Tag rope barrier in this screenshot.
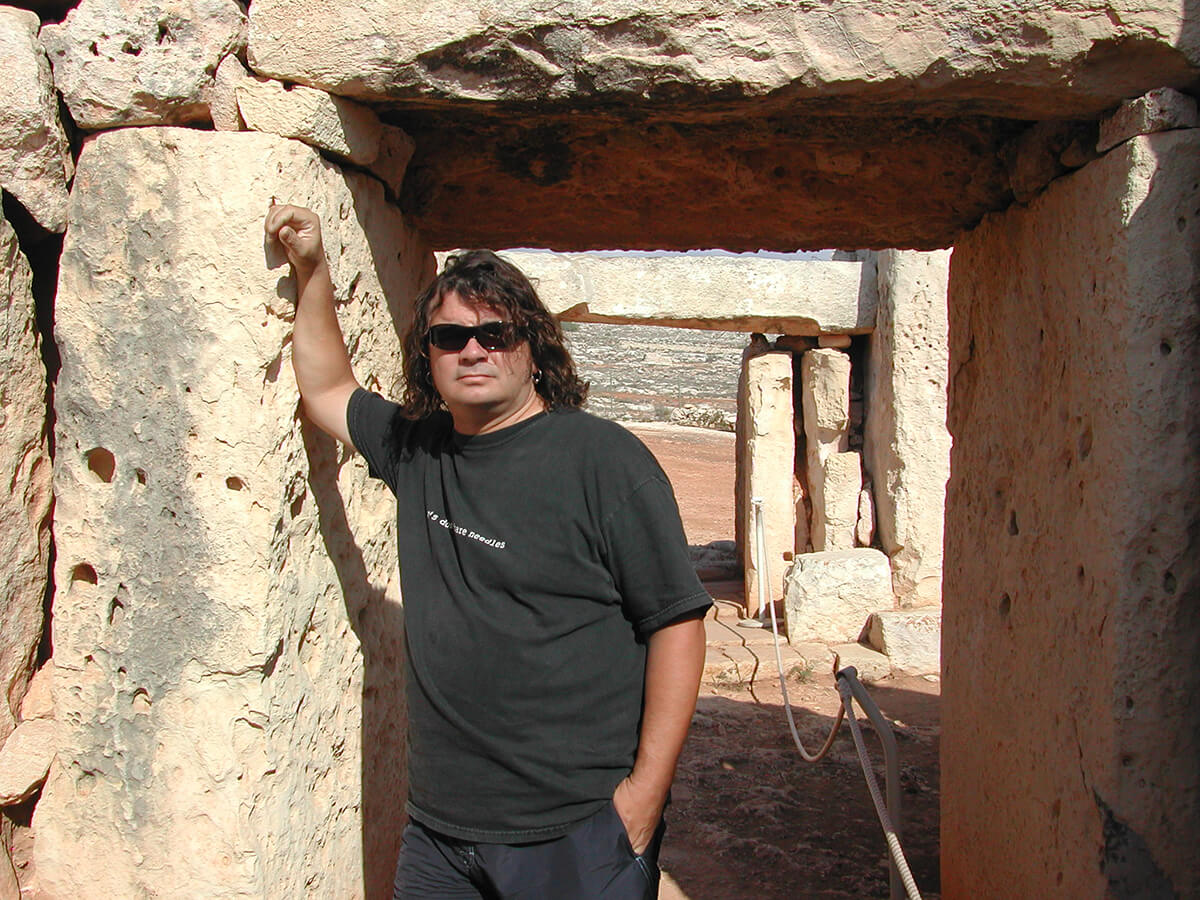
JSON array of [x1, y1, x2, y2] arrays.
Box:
[[750, 498, 924, 900]]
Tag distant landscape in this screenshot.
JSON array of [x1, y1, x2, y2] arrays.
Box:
[[564, 321, 748, 422]]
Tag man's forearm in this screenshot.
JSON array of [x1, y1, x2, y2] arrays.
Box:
[[614, 613, 707, 852], [291, 260, 358, 442]]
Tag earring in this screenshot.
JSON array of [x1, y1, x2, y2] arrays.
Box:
[[532, 371, 543, 384]]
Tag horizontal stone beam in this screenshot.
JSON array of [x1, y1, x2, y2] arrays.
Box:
[[247, 0, 1198, 119], [495, 252, 876, 333]]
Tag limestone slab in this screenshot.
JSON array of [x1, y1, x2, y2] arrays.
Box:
[[1098, 88, 1200, 153], [247, 1, 1197, 118], [810, 451, 861, 552], [0, 8, 73, 233], [783, 549, 891, 645], [0, 215, 50, 743], [942, 132, 1200, 898], [41, 0, 247, 128], [503, 253, 875, 334], [32, 128, 431, 899], [736, 350, 794, 616], [863, 610, 940, 676], [801, 349, 851, 456], [236, 75, 383, 165], [208, 52, 250, 131], [0, 720, 54, 805], [864, 249, 951, 608]]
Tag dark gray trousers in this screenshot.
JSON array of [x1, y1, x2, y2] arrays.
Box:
[[392, 801, 665, 900]]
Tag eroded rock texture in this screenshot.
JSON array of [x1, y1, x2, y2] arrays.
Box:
[[0, 215, 50, 742], [41, 0, 247, 129], [0, 8, 73, 232], [33, 128, 431, 899], [243, 0, 1200, 250], [943, 130, 1200, 898], [864, 249, 951, 608]]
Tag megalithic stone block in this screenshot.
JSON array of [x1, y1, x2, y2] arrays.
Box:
[[33, 127, 432, 899], [864, 249, 951, 607], [737, 349, 795, 615], [0, 214, 51, 742]]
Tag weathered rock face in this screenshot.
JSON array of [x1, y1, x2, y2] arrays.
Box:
[[247, 0, 1196, 115], [783, 548, 891, 645], [242, 1, 1199, 250], [864, 249, 951, 608], [41, 0, 247, 129], [503, 253, 875, 333], [33, 128, 432, 899], [801, 348, 862, 551], [736, 349, 794, 614], [0, 8, 73, 233], [942, 130, 1200, 898], [0, 215, 50, 742]]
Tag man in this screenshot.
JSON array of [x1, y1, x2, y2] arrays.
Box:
[[265, 204, 711, 900]]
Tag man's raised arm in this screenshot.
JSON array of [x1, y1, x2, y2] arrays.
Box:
[[265, 205, 360, 446]]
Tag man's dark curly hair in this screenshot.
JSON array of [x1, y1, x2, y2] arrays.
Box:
[[401, 250, 589, 419]]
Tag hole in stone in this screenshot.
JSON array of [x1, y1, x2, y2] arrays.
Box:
[[109, 595, 125, 626], [136, 468, 147, 485], [998, 593, 1011, 617], [157, 22, 172, 43], [290, 493, 305, 518], [1124, 695, 1134, 710], [71, 563, 98, 585], [132, 688, 152, 714], [85, 447, 116, 483], [226, 476, 246, 491], [88, 41, 99, 56], [121, 40, 142, 56], [1163, 570, 1176, 594], [1177, 217, 1186, 232], [1078, 426, 1092, 460], [1076, 565, 1085, 582], [1159, 341, 1172, 356], [1007, 510, 1019, 535]]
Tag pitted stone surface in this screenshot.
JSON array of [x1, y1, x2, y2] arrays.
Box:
[[41, 0, 247, 128], [503, 253, 875, 333], [247, 0, 1198, 116], [783, 549, 892, 645], [736, 350, 794, 615], [943, 131, 1200, 898], [0, 8, 73, 232], [0, 215, 50, 744], [32, 128, 431, 899], [864, 249, 951, 608]]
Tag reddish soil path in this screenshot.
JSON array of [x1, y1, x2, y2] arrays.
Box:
[[631, 423, 942, 900]]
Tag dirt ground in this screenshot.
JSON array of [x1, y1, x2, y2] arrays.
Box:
[[629, 423, 942, 900]]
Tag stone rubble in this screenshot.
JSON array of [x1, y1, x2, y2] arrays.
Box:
[[0, 8, 74, 232]]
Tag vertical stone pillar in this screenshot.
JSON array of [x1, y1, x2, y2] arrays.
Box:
[[801, 348, 860, 551], [942, 131, 1200, 897], [736, 347, 795, 615], [0, 213, 51, 895], [864, 249, 952, 607], [33, 128, 432, 899]]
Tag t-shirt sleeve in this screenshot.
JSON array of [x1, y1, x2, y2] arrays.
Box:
[[346, 387, 405, 489], [601, 474, 713, 635]]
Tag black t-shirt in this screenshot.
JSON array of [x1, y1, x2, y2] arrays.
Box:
[[347, 389, 712, 842]]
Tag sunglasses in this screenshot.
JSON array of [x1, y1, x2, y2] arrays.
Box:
[[425, 321, 522, 352]]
